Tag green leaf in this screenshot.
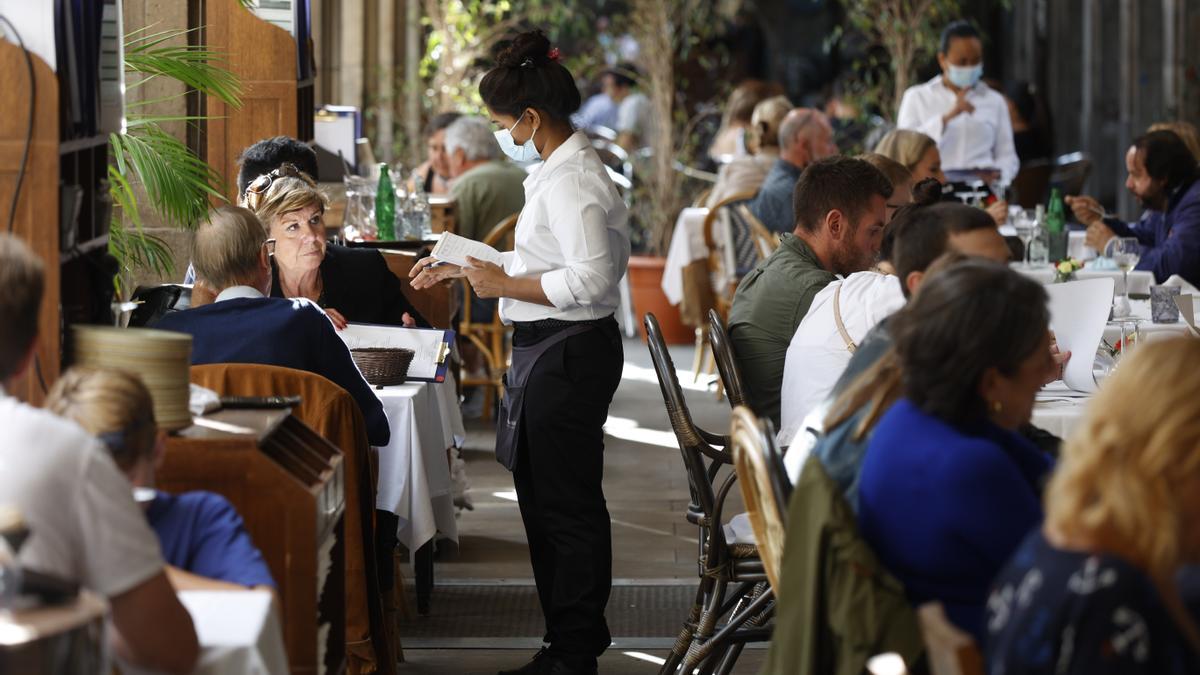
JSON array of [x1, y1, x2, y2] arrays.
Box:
[[124, 29, 243, 106], [111, 123, 226, 229]]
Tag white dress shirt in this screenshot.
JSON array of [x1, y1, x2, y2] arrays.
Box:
[[500, 131, 630, 324], [777, 272, 905, 447], [215, 285, 265, 301], [0, 386, 165, 598], [896, 75, 1019, 184]]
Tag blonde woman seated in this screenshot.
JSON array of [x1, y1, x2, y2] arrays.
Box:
[[985, 337, 1200, 674], [46, 367, 276, 593], [875, 127, 1009, 225], [706, 95, 793, 207]]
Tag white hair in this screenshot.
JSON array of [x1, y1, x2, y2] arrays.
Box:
[[444, 116, 502, 162]]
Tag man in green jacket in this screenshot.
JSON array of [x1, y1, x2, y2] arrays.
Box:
[[728, 156, 893, 427]]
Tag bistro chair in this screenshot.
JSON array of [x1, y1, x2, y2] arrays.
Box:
[[706, 309, 749, 409], [644, 313, 774, 674], [1008, 159, 1053, 209], [1050, 152, 1093, 197], [734, 204, 780, 259], [729, 406, 791, 591], [457, 213, 518, 420], [702, 190, 760, 320], [917, 603, 985, 675]]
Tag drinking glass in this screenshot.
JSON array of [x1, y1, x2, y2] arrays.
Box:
[[1013, 209, 1036, 268], [1105, 237, 1141, 311], [343, 175, 377, 241]]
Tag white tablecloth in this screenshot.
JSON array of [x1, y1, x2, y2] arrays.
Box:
[[1103, 299, 1197, 344], [1032, 397, 1090, 440], [375, 375, 466, 553], [121, 590, 288, 675], [661, 207, 710, 305], [1013, 264, 1156, 296]]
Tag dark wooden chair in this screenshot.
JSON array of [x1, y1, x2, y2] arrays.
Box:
[[1009, 160, 1053, 208], [707, 309, 750, 409], [1050, 152, 1093, 197], [644, 313, 773, 674]]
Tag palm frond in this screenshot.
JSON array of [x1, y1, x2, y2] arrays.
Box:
[[124, 30, 243, 106], [111, 125, 226, 229]]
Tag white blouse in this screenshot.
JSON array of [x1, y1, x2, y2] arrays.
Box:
[[500, 131, 630, 323], [896, 75, 1020, 184]]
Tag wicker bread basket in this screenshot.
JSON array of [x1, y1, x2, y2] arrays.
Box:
[[351, 347, 415, 387]]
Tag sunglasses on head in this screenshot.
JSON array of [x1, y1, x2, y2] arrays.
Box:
[[243, 163, 315, 208]]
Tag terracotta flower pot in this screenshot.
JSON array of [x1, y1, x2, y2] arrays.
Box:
[[627, 254, 693, 344]]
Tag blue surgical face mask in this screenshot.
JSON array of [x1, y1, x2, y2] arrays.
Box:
[[494, 115, 540, 162], [946, 63, 983, 89]]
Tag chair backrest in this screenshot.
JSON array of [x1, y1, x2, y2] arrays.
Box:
[[735, 204, 780, 259], [730, 405, 790, 589], [188, 363, 390, 674], [707, 309, 749, 408], [482, 213, 519, 251], [1050, 152, 1092, 196], [1009, 160, 1053, 209], [643, 313, 731, 521], [917, 603, 984, 675], [703, 190, 759, 317]]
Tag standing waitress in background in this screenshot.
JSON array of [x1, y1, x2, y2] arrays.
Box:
[[411, 30, 629, 675]]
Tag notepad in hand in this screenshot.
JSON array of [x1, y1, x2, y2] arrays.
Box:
[[430, 232, 505, 268]]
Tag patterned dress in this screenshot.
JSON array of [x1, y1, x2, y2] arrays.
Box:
[[985, 531, 1197, 674]]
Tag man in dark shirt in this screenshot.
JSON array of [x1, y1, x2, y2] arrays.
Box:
[[748, 108, 839, 233], [1067, 130, 1200, 285], [156, 206, 390, 446], [729, 156, 892, 427]]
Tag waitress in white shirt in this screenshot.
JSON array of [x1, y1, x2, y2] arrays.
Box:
[[896, 21, 1019, 186], [410, 29, 628, 675]]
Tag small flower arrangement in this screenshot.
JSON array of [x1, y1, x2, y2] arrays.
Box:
[[1054, 258, 1084, 283]]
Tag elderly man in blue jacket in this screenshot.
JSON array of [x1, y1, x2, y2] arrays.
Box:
[[155, 205, 390, 446], [1067, 130, 1200, 285]]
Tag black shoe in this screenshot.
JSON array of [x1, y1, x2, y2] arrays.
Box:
[[498, 647, 550, 675], [541, 656, 598, 675]]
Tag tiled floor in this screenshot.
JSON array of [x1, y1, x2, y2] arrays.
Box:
[[399, 336, 762, 673]]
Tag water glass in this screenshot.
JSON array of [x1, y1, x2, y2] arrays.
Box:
[[1105, 237, 1141, 309], [342, 175, 377, 241], [1150, 286, 1182, 323]]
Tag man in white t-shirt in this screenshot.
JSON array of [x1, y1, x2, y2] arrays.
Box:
[[0, 234, 198, 674], [778, 200, 1012, 446], [604, 63, 656, 152]]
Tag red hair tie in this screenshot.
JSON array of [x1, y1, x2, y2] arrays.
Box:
[[547, 47, 561, 62]]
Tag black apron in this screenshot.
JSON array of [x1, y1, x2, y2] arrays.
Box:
[[495, 323, 596, 470]]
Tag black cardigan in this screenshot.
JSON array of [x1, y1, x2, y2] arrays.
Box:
[[271, 244, 430, 328]]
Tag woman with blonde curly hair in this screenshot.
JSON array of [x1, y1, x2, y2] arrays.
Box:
[[985, 337, 1200, 674]]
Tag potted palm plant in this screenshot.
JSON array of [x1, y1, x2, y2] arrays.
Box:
[[108, 26, 242, 291]]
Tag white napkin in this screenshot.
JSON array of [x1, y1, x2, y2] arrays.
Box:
[[189, 384, 221, 416]]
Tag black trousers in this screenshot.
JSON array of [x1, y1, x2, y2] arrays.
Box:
[[511, 317, 623, 661]]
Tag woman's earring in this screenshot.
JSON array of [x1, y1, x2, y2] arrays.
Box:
[[991, 400, 1003, 414]]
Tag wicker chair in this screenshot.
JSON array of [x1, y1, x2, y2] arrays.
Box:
[[706, 309, 750, 410], [457, 213, 518, 420], [644, 313, 773, 674], [729, 406, 791, 591]]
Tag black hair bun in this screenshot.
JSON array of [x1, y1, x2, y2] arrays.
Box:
[[911, 177, 943, 206], [496, 30, 552, 69]]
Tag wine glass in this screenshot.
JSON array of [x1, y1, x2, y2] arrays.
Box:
[[1013, 209, 1036, 268], [1105, 237, 1141, 314]]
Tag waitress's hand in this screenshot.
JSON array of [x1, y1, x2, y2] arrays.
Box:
[[324, 307, 348, 330], [464, 256, 510, 299], [986, 199, 1008, 226], [409, 256, 465, 290]]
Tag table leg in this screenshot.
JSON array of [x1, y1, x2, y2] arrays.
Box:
[[415, 540, 434, 615]]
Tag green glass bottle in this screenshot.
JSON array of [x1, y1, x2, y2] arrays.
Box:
[[1045, 187, 1067, 261], [376, 163, 396, 240]]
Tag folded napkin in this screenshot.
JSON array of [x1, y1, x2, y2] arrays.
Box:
[[188, 384, 221, 416]]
